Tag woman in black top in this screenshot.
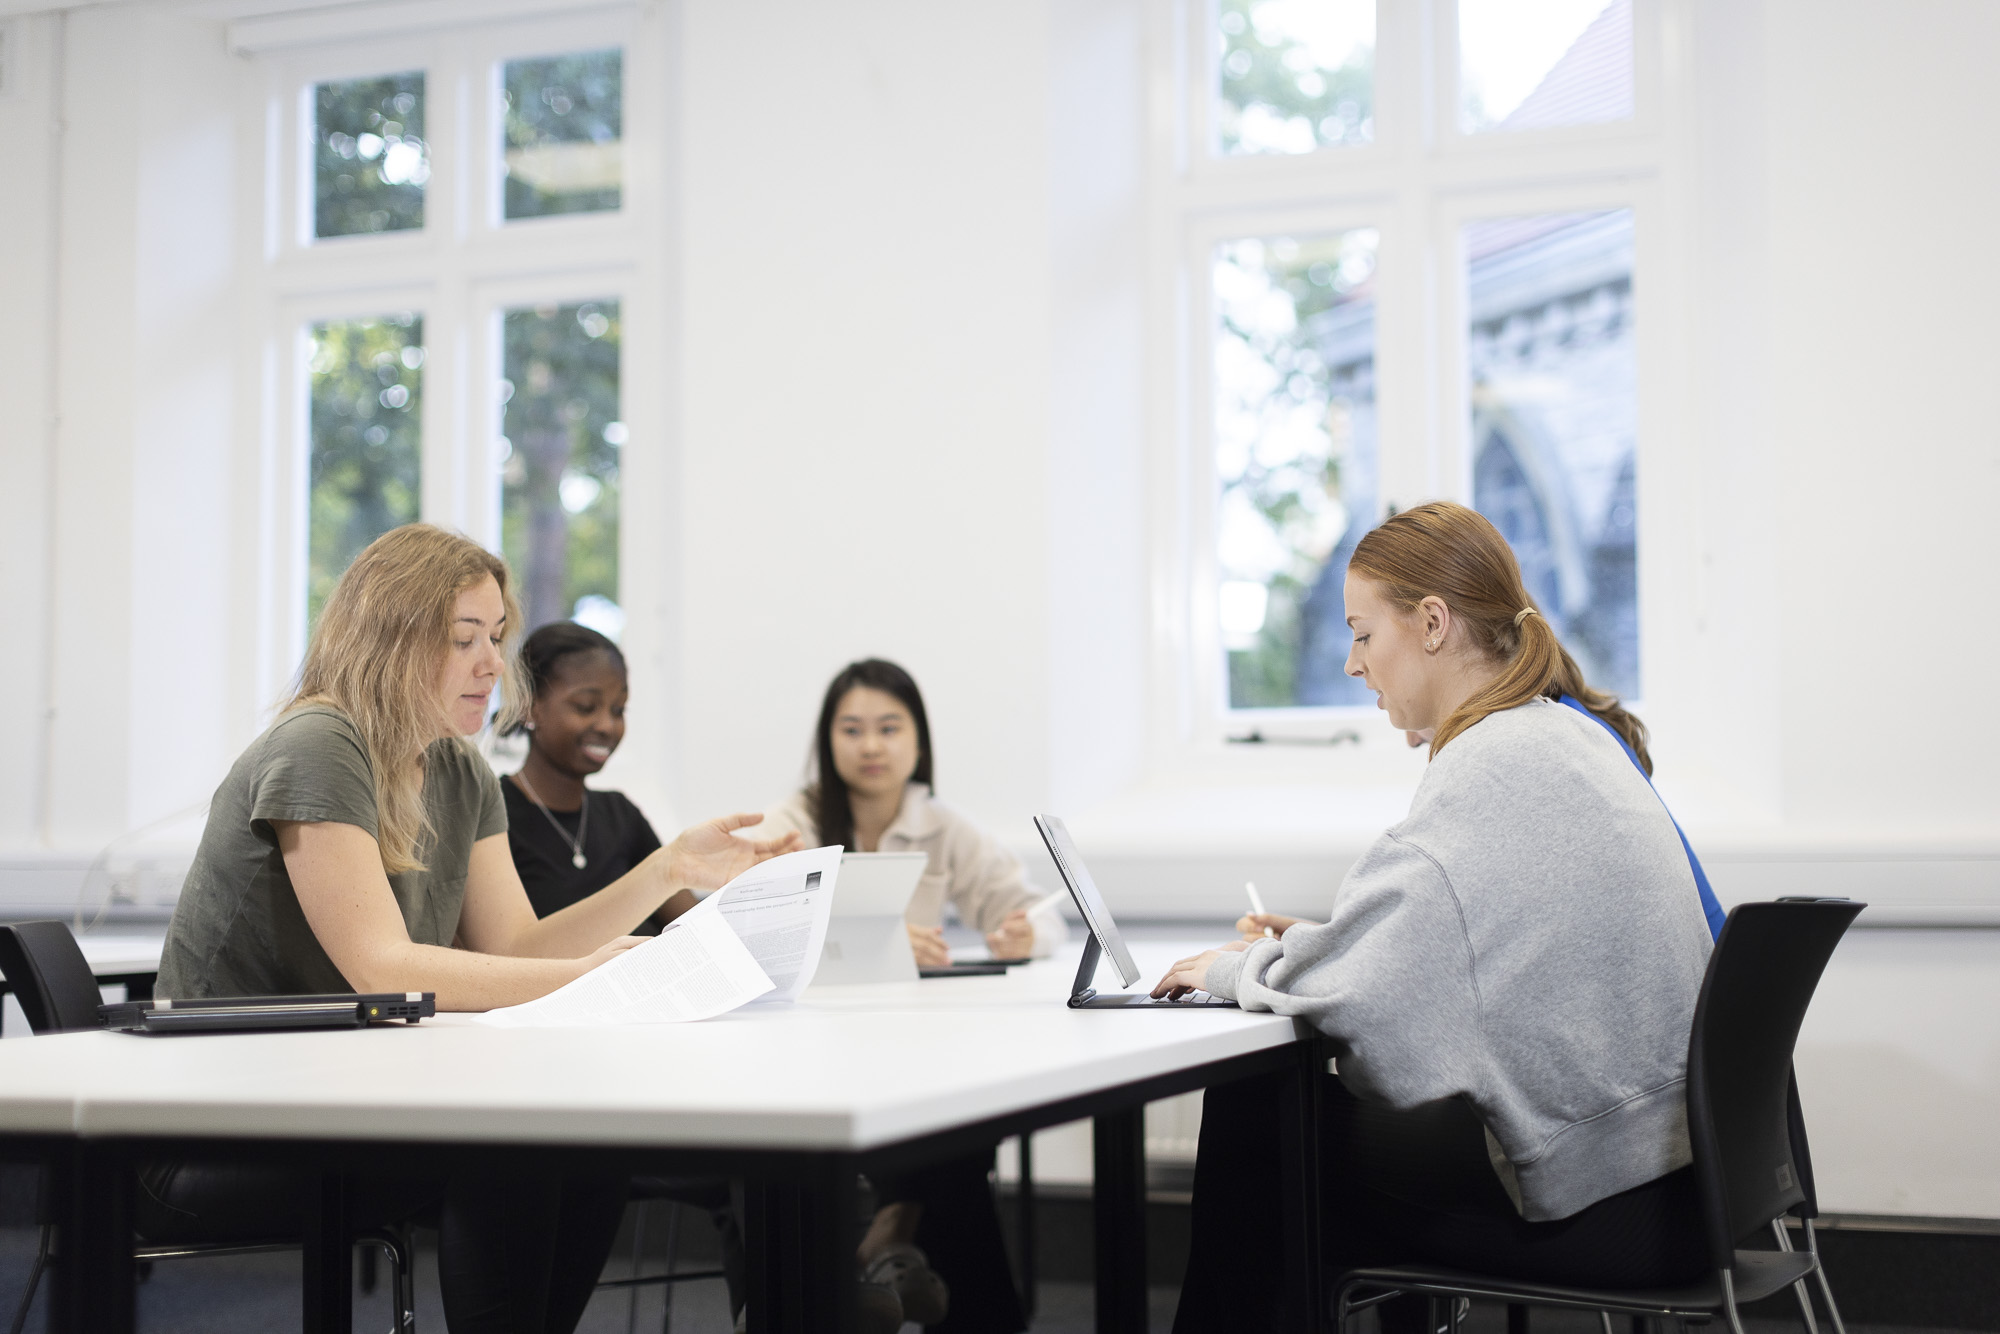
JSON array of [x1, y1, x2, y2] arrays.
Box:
[[503, 622, 692, 929], [501, 622, 754, 1314]]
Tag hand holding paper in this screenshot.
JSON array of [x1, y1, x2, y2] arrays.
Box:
[[476, 846, 843, 1028]]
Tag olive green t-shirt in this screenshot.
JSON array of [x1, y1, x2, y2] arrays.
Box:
[[157, 706, 508, 1000]]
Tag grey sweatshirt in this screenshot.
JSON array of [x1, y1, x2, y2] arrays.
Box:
[[1203, 698, 1713, 1222]]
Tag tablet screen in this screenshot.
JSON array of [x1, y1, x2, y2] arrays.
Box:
[[1033, 815, 1140, 988]]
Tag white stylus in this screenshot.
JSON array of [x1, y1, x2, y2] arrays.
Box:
[[1029, 887, 1070, 914], [1246, 881, 1275, 937]]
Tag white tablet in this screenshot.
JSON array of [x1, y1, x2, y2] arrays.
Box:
[[813, 852, 928, 985]]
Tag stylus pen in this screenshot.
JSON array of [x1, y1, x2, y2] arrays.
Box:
[[1245, 881, 1275, 937], [1029, 887, 1070, 914]]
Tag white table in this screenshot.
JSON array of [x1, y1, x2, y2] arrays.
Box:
[[0, 940, 1327, 1334]]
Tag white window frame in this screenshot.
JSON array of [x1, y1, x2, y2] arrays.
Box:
[[233, 3, 666, 715], [1149, 0, 1679, 765]]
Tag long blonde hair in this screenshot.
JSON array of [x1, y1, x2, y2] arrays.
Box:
[[284, 524, 526, 873], [1348, 501, 1651, 773]]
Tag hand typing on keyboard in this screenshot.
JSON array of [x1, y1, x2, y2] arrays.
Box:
[[1150, 939, 1249, 1001]]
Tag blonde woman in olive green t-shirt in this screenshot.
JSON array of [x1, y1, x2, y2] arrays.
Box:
[[160, 524, 795, 1009]]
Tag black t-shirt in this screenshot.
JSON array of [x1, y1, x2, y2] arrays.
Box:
[[502, 777, 663, 925]]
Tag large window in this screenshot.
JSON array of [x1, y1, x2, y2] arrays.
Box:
[[247, 12, 648, 682], [1179, 0, 1649, 731]]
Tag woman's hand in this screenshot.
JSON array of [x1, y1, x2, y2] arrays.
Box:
[[1234, 912, 1305, 942], [1149, 940, 1248, 1000], [907, 924, 950, 968], [578, 935, 647, 975], [662, 813, 802, 890], [984, 910, 1034, 960]]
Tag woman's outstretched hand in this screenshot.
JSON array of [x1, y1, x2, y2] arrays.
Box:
[[1234, 912, 1304, 942], [663, 813, 802, 890], [984, 910, 1034, 960], [908, 924, 950, 968], [1150, 939, 1248, 1001]]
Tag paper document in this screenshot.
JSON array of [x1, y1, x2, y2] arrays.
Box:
[[473, 845, 843, 1027], [710, 844, 841, 1002]]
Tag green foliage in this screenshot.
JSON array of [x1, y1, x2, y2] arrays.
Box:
[[314, 73, 428, 238], [503, 49, 623, 219], [308, 315, 423, 626], [1217, 0, 1373, 153], [501, 301, 622, 631]]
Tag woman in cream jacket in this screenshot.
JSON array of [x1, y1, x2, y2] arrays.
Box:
[[754, 667, 1063, 963], [756, 658, 1056, 1334]]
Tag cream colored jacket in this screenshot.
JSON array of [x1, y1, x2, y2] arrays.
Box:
[[757, 784, 1065, 957]]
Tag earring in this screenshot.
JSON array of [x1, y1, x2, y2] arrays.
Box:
[[1425, 638, 1439, 651]]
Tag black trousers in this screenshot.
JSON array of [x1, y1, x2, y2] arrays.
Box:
[[134, 1160, 627, 1334], [1173, 1071, 1707, 1334], [873, 1147, 1026, 1334]]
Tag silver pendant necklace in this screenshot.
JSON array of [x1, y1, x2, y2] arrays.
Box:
[[515, 771, 589, 869]]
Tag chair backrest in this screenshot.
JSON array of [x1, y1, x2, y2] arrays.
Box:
[[1785, 1070, 1820, 1220], [0, 920, 106, 1033], [1685, 898, 1860, 1270]]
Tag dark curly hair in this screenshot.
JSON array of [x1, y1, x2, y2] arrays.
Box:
[[504, 621, 626, 737]]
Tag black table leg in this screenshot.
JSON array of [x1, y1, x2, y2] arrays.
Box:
[[1093, 1108, 1147, 1334], [1017, 1132, 1038, 1318], [1280, 1037, 1327, 1332], [799, 1156, 856, 1334], [745, 1158, 857, 1334], [302, 1172, 352, 1334], [744, 1178, 783, 1334], [49, 1141, 134, 1334]]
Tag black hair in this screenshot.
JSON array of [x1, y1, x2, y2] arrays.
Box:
[[505, 621, 626, 736], [807, 659, 934, 851]]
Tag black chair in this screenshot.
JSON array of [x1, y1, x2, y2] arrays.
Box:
[[1332, 898, 1862, 1334], [0, 920, 417, 1334]]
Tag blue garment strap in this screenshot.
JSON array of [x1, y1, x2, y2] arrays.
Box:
[[1558, 694, 1725, 940]]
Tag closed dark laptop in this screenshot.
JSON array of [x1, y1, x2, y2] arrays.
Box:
[[99, 993, 435, 1035]]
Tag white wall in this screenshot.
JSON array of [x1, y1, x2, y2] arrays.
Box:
[[1764, 0, 2000, 829], [0, 7, 239, 881], [0, 12, 61, 853], [671, 0, 1055, 827]]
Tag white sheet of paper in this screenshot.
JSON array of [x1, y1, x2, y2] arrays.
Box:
[[710, 844, 842, 1002], [474, 892, 773, 1028]]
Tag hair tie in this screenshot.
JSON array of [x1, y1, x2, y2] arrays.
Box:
[[1514, 608, 1537, 627]]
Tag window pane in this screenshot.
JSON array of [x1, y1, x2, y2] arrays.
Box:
[[1217, 0, 1374, 156], [503, 49, 623, 220], [1468, 209, 1637, 696], [308, 315, 424, 625], [501, 301, 623, 635], [314, 73, 429, 238], [1214, 230, 1379, 709], [1459, 0, 1632, 134]]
